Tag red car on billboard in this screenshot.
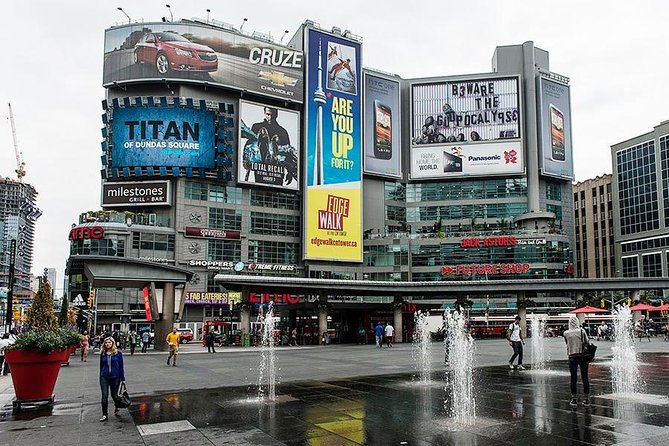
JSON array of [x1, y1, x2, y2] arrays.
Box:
[[133, 32, 218, 75]]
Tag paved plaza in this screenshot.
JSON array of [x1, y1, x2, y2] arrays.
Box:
[[1, 339, 669, 445]]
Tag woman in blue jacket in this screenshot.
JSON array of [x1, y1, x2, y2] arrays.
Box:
[[99, 336, 126, 421]]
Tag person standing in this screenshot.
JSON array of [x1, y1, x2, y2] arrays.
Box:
[[80, 330, 90, 362], [290, 327, 298, 346], [166, 328, 180, 366], [358, 326, 366, 345], [374, 322, 384, 348], [384, 323, 395, 348], [507, 315, 525, 370], [141, 330, 150, 353], [205, 330, 216, 353], [0, 333, 14, 375], [564, 316, 591, 407], [99, 337, 126, 422]]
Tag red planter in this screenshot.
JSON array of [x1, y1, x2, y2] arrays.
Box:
[[61, 345, 77, 365], [4, 349, 65, 401]]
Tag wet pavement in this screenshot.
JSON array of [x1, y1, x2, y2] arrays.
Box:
[[1, 344, 669, 445]]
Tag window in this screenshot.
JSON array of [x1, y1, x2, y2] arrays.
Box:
[[616, 141, 659, 235], [248, 240, 299, 264], [131, 232, 174, 253], [208, 208, 242, 230], [185, 181, 242, 204], [546, 182, 562, 201], [250, 212, 299, 236], [250, 189, 300, 210], [642, 253, 662, 278], [208, 240, 241, 261]]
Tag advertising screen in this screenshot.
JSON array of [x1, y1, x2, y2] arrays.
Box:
[[411, 76, 520, 145], [110, 105, 216, 169], [411, 141, 523, 179], [363, 72, 401, 178], [103, 22, 304, 102], [304, 29, 362, 262], [539, 78, 573, 179], [238, 101, 300, 190]]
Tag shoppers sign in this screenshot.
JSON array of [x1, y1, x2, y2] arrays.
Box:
[[238, 100, 300, 190], [539, 78, 574, 179], [411, 141, 523, 179], [184, 291, 240, 305], [363, 71, 401, 178], [304, 28, 362, 262], [441, 263, 531, 276], [110, 105, 215, 169], [184, 227, 241, 240], [103, 22, 304, 102], [101, 180, 171, 207]]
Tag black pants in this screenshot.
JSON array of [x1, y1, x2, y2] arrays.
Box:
[[207, 340, 216, 353], [100, 376, 120, 416], [569, 356, 590, 395], [141, 342, 148, 353], [509, 341, 523, 365], [130, 342, 136, 355]]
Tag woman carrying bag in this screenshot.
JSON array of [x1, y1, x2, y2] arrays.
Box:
[[563, 316, 593, 408], [99, 337, 127, 421]]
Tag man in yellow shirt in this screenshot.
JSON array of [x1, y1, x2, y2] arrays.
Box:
[[166, 328, 180, 367]]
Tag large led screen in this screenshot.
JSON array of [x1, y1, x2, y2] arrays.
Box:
[[539, 78, 574, 179], [104, 22, 304, 102], [363, 72, 401, 178], [304, 29, 362, 262], [110, 105, 216, 169], [238, 101, 300, 190]]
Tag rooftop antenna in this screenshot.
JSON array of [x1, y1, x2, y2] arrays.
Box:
[[239, 18, 247, 32], [116, 7, 131, 24], [7, 103, 26, 182], [165, 4, 173, 22], [279, 30, 289, 44]]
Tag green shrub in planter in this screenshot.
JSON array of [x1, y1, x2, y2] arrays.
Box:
[[6, 330, 66, 353], [59, 327, 83, 347]]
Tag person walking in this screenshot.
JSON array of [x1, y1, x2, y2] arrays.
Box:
[[507, 315, 525, 370], [205, 329, 216, 353], [141, 330, 150, 353], [166, 328, 180, 366], [564, 316, 591, 407], [358, 326, 366, 345], [99, 337, 126, 422], [384, 322, 395, 348], [80, 330, 90, 362], [127, 330, 138, 355], [290, 327, 298, 346], [0, 333, 13, 375], [374, 322, 384, 348]]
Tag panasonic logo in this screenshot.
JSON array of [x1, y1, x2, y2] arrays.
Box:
[[468, 155, 501, 161]]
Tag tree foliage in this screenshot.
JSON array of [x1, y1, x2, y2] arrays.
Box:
[[28, 278, 57, 332]]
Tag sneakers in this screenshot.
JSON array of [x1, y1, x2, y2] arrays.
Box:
[[509, 363, 514, 369], [99, 415, 108, 422], [166, 359, 170, 365], [517, 365, 525, 370], [569, 397, 578, 408], [583, 396, 591, 406]]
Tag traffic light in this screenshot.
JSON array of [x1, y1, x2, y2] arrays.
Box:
[[600, 298, 605, 309], [627, 297, 632, 306], [88, 289, 96, 309]]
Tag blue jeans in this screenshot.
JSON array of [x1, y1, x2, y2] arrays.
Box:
[[100, 376, 120, 416], [569, 355, 590, 396], [509, 341, 523, 365]]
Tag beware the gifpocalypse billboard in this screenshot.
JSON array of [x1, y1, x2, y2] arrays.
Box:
[[304, 28, 362, 262], [410, 76, 523, 179], [539, 77, 574, 180], [103, 22, 304, 102]]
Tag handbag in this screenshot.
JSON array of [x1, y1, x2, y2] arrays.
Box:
[[581, 329, 597, 362], [116, 381, 132, 408]]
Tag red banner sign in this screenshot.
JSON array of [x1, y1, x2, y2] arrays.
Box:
[[441, 263, 530, 276], [142, 287, 152, 321], [184, 227, 241, 240], [460, 236, 517, 248], [250, 292, 300, 304]]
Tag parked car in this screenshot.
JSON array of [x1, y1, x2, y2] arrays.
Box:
[[133, 32, 218, 75], [177, 328, 193, 344]]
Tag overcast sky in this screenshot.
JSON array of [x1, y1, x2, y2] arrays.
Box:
[[1, 0, 667, 292]]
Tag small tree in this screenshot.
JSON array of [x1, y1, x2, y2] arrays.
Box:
[[67, 308, 77, 326], [28, 278, 58, 332], [58, 295, 69, 327]]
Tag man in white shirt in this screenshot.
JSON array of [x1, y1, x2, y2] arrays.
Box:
[[506, 315, 525, 370], [384, 323, 395, 348]]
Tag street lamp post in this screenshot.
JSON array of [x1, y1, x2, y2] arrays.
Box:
[[117, 7, 131, 24]]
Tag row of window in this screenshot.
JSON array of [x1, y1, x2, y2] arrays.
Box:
[[402, 179, 528, 202], [184, 181, 300, 210], [405, 202, 529, 222], [659, 136, 669, 227], [616, 141, 659, 236], [621, 235, 669, 253]]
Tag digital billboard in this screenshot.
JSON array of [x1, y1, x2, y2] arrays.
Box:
[[539, 78, 574, 179], [411, 141, 523, 179], [103, 22, 304, 102], [110, 105, 216, 169], [363, 71, 401, 178], [411, 76, 520, 145], [238, 101, 300, 190], [304, 29, 362, 262]]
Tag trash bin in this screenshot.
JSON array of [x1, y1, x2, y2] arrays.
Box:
[[242, 332, 251, 347]]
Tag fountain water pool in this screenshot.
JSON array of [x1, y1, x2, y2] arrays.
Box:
[[444, 309, 476, 425], [257, 302, 277, 401], [530, 313, 548, 370], [413, 311, 432, 385], [611, 306, 642, 394]]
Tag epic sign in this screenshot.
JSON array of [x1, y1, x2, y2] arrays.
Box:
[[249, 292, 300, 304], [69, 226, 104, 241]]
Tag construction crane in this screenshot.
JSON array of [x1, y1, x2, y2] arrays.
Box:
[[8, 103, 26, 182]]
